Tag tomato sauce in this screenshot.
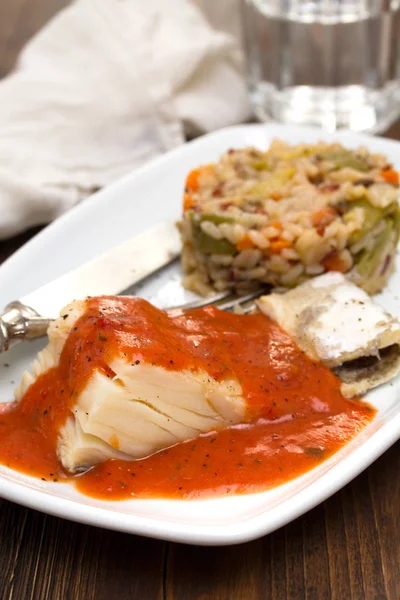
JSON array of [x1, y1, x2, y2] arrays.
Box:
[[0, 297, 374, 499]]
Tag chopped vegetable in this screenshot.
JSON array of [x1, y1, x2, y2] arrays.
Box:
[[191, 214, 236, 255], [270, 192, 283, 201], [312, 207, 337, 236], [346, 199, 382, 244], [355, 219, 393, 278], [183, 193, 195, 211], [252, 160, 269, 171], [237, 234, 256, 251], [250, 168, 295, 198], [347, 199, 397, 244], [321, 150, 369, 172], [322, 252, 349, 273], [269, 221, 283, 234], [380, 170, 399, 185], [185, 165, 215, 192], [269, 239, 292, 253], [186, 168, 201, 192], [197, 214, 235, 226]]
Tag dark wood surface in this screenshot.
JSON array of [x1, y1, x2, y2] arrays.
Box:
[[0, 3, 399, 599]]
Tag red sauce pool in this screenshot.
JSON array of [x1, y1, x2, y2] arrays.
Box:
[[0, 297, 374, 499]]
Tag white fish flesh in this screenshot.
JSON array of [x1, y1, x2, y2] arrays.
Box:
[[16, 299, 245, 473]]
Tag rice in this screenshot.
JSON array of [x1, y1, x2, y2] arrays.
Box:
[[179, 140, 400, 295]]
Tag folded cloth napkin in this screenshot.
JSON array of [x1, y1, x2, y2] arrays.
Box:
[[0, 0, 249, 239]]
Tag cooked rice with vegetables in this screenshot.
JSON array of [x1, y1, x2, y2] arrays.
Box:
[[179, 140, 400, 295]]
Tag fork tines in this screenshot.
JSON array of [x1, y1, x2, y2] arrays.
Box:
[[172, 286, 270, 313]]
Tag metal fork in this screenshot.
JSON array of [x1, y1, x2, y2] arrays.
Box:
[[170, 287, 269, 314]]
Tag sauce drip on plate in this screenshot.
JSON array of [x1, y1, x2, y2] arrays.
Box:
[[0, 297, 374, 499]]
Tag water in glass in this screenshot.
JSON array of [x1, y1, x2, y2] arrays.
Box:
[[242, 0, 400, 132]]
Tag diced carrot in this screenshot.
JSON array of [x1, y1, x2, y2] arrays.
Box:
[[185, 164, 215, 192], [185, 169, 201, 192], [183, 193, 195, 211], [270, 192, 283, 201], [237, 234, 256, 251], [312, 207, 337, 236], [380, 169, 399, 185], [321, 252, 349, 273], [269, 221, 283, 235], [269, 238, 292, 253]]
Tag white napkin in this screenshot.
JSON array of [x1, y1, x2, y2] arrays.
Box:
[[0, 0, 249, 239]]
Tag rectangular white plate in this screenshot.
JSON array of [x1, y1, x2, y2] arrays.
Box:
[[0, 123, 399, 546]]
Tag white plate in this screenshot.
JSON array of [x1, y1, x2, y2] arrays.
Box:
[[0, 123, 399, 546]]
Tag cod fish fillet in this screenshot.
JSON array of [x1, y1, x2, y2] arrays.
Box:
[[258, 272, 400, 398], [15, 298, 245, 473]]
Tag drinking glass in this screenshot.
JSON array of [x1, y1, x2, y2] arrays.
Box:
[[241, 0, 400, 132]]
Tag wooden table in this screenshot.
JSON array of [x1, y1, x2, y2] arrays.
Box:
[[0, 3, 399, 598]]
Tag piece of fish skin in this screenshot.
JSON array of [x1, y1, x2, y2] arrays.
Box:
[[257, 272, 400, 397]]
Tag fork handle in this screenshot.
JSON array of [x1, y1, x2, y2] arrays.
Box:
[[0, 302, 52, 353]]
